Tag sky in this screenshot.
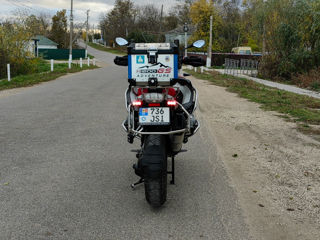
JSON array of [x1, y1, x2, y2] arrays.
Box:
[[0, 0, 177, 27]]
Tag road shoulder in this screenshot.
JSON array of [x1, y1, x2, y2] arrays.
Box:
[[193, 76, 320, 240]]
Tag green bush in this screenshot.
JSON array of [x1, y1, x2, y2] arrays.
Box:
[[11, 58, 38, 77], [293, 67, 320, 91], [257, 0, 320, 83]]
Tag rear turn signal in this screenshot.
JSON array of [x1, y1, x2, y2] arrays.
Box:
[[167, 100, 177, 106], [132, 100, 142, 106]]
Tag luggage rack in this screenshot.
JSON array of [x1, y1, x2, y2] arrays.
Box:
[[122, 102, 193, 136]]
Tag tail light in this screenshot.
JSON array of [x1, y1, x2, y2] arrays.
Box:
[[148, 103, 161, 107], [167, 100, 177, 106], [132, 100, 142, 106]]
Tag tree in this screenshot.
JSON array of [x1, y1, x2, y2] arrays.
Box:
[[0, 21, 35, 78], [190, 0, 222, 51], [50, 10, 68, 48], [100, 0, 136, 43], [127, 30, 156, 43], [24, 14, 50, 36], [135, 4, 161, 33], [218, 1, 243, 52], [94, 33, 101, 40], [174, 0, 195, 25], [241, 0, 320, 79], [163, 13, 179, 32]]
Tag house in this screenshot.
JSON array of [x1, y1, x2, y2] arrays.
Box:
[[34, 35, 58, 49], [165, 25, 196, 44], [27, 35, 58, 57]]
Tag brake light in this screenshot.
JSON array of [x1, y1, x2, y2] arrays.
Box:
[[132, 100, 142, 106], [167, 100, 177, 106], [149, 103, 161, 107]]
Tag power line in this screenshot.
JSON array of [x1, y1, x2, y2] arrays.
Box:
[[4, 0, 26, 9], [5, 0, 52, 15]]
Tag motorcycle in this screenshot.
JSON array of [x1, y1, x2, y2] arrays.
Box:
[[114, 37, 206, 207]]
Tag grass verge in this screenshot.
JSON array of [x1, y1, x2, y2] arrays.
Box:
[[88, 42, 126, 56], [185, 69, 320, 126], [0, 62, 98, 91]]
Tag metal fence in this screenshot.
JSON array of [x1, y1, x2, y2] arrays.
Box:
[[224, 58, 259, 77], [38, 49, 86, 60]]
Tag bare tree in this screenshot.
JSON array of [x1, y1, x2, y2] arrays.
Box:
[[135, 4, 161, 33], [100, 0, 136, 43]]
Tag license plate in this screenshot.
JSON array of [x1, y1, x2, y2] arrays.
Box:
[[139, 107, 170, 125]]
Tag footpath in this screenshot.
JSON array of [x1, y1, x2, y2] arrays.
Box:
[[210, 68, 320, 99]]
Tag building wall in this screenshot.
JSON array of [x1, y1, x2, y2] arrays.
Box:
[[26, 41, 36, 56], [38, 45, 57, 49], [165, 33, 192, 45]]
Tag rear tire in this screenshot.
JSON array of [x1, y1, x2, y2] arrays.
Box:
[[141, 135, 167, 207], [145, 169, 167, 208]]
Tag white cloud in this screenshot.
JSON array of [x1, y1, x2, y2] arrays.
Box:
[[0, 0, 113, 25], [0, 0, 177, 26]]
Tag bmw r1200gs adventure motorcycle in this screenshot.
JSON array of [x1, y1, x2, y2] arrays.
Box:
[[114, 37, 206, 207]]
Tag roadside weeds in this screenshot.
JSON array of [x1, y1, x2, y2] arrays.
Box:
[[0, 63, 98, 91], [185, 69, 320, 140], [88, 42, 126, 56]]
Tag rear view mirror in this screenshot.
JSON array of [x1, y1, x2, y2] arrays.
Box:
[[192, 40, 205, 48], [115, 37, 128, 46]]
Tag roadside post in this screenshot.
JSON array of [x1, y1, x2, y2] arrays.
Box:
[[201, 66, 204, 73], [93, 59, 96, 66], [7, 64, 11, 81], [51, 59, 54, 72], [206, 15, 213, 68], [87, 57, 90, 66], [183, 23, 189, 58], [69, 0, 74, 66], [80, 58, 83, 68]]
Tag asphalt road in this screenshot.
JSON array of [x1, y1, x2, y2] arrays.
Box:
[[0, 44, 250, 240]]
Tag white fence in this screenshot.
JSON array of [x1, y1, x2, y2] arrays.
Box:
[[224, 58, 259, 77], [4, 58, 96, 81]]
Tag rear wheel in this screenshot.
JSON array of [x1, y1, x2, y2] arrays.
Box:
[[141, 135, 167, 207], [145, 167, 167, 208]]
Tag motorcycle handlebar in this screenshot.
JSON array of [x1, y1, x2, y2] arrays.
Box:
[[114, 55, 128, 66], [182, 56, 206, 67]]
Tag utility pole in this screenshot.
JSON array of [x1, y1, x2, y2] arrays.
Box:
[[69, 0, 73, 64], [262, 23, 266, 55], [262, 0, 267, 55], [206, 15, 213, 68], [86, 10, 90, 57], [92, 24, 95, 43], [158, 4, 163, 42]]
